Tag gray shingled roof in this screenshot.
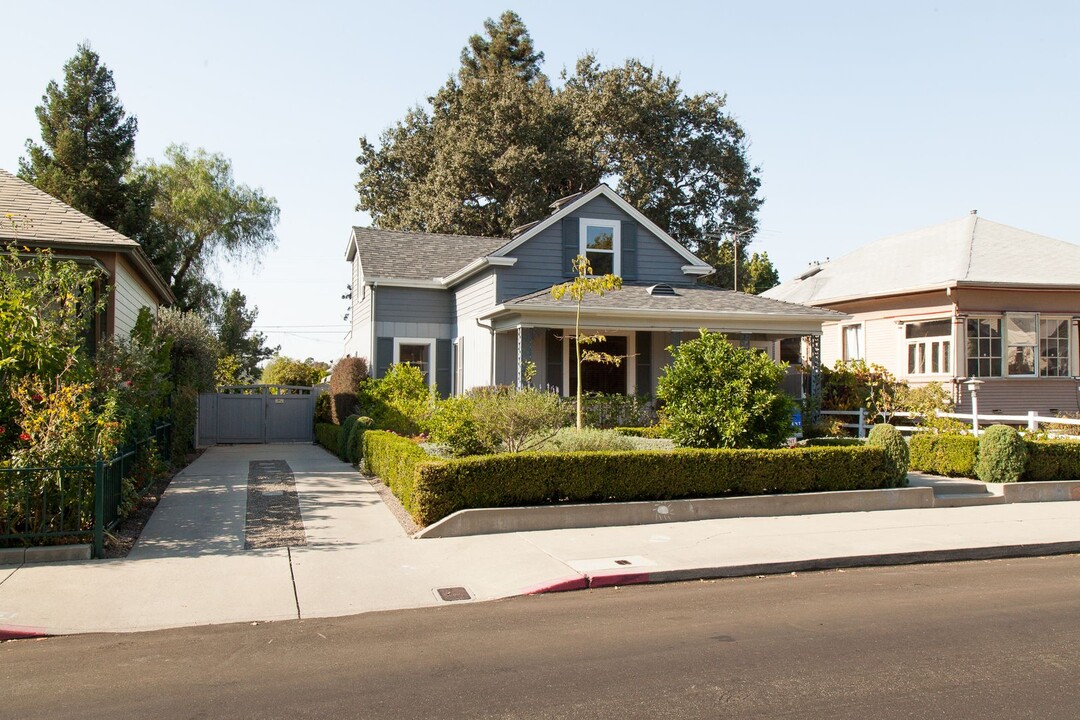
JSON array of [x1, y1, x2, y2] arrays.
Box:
[[504, 283, 844, 318], [351, 226, 508, 280], [764, 214, 1080, 305], [0, 168, 139, 248]]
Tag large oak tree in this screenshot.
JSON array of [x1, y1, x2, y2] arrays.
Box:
[[357, 12, 775, 292]]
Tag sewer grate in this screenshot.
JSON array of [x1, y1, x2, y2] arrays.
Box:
[[436, 586, 472, 602]]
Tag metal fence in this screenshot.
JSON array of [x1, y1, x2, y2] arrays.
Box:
[[0, 423, 171, 558], [818, 409, 1080, 439]]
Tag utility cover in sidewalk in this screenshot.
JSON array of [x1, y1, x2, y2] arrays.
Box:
[[435, 586, 472, 602], [566, 556, 656, 573]]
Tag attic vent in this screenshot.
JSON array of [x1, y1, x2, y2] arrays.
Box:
[[647, 283, 678, 297]]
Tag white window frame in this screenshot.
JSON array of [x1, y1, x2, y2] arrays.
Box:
[[393, 337, 436, 389], [579, 218, 621, 277], [964, 313, 1075, 379], [904, 318, 953, 377], [1004, 312, 1038, 378], [1038, 316, 1073, 378], [965, 316, 1003, 378], [841, 323, 864, 362]]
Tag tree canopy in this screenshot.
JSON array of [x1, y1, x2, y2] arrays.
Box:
[[215, 289, 278, 384], [19, 43, 145, 238], [357, 11, 775, 292]]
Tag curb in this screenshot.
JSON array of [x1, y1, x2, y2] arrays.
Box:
[[523, 540, 1080, 595], [0, 626, 50, 641]]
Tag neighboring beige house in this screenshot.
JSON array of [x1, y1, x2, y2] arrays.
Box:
[[0, 168, 174, 347], [764, 212, 1080, 416]]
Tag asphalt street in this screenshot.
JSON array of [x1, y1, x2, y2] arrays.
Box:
[[4, 555, 1080, 719]]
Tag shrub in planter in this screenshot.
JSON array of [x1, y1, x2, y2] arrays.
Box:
[[1022, 439, 1080, 482], [329, 356, 368, 425], [657, 330, 792, 449], [426, 394, 494, 457], [866, 423, 909, 487], [358, 363, 433, 436], [909, 434, 977, 477], [345, 416, 372, 465], [534, 427, 636, 453], [975, 425, 1027, 483], [339, 414, 360, 461]]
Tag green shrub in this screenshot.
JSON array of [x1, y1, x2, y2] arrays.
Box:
[[657, 330, 793, 449], [975, 425, 1027, 483], [329, 356, 368, 424], [534, 427, 636, 453], [806, 437, 865, 447], [866, 423, 909, 487], [345, 416, 371, 465], [315, 423, 342, 454], [314, 392, 331, 425], [339, 414, 360, 461], [615, 425, 668, 439], [1023, 439, 1080, 482], [358, 363, 433, 435], [362, 430, 430, 516], [407, 445, 895, 526], [426, 394, 493, 456], [909, 434, 977, 477]]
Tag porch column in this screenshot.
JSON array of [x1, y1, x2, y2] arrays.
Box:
[[516, 327, 534, 389], [808, 334, 822, 423]]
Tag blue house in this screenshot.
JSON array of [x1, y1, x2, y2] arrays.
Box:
[[344, 184, 839, 397]]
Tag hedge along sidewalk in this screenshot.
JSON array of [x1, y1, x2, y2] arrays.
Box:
[[909, 433, 1080, 482], [361, 430, 901, 528]]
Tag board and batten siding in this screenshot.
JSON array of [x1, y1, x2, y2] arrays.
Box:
[[113, 256, 159, 338], [452, 271, 497, 391], [496, 195, 691, 303]]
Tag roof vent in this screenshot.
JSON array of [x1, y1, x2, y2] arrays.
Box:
[[647, 283, 678, 297], [549, 192, 585, 212], [797, 261, 827, 281]]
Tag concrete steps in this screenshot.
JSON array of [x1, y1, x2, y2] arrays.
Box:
[[933, 492, 1007, 508], [907, 472, 1007, 508]]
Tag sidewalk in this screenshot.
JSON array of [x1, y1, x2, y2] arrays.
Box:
[[2, 444, 1079, 637]]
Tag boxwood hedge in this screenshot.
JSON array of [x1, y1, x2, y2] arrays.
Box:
[[359, 430, 896, 526], [909, 433, 978, 477], [1023, 440, 1080, 482], [315, 423, 342, 455]]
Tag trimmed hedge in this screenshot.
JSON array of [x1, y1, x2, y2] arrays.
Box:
[[806, 438, 865, 447], [315, 423, 342, 455], [615, 426, 668, 439], [867, 423, 909, 487], [976, 425, 1027, 483], [909, 434, 978, 477], [339, 415, 360, 461], [355, 432, 896, 525], [363, 430, 431, 517], [1024, 440, 1080, 482]]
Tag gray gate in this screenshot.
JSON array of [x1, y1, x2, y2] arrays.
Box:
[[197, 385, 317, 446]]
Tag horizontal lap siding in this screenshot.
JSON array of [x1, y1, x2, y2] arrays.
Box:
[[374, 286, 452, 324], [496, 196, 692, 302], [956, 378, 1080, 416], [113, 257, 158, 338], [453, 272, 497, 390]]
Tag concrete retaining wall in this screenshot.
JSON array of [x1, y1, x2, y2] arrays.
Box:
[[416, 487, 935, 539]]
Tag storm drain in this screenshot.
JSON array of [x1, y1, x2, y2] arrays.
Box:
[[435, 586, 472, 602], [245, 460, 307, 550]]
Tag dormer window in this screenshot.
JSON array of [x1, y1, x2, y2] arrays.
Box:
[[580, 218, 620, 276]]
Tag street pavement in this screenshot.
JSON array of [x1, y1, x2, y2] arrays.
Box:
[[4, 556, 1080, 719], [1, 443, 1080, 636]]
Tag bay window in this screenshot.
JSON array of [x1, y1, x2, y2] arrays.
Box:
[[966, 314, 1072, 378]]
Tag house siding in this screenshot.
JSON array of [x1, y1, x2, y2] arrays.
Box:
[[113, 256, 158, 338], [496, 196, 691, 302], [374, 286, 453, 325], [956, 378, 1080, 416], [452, 271, 497, 390]]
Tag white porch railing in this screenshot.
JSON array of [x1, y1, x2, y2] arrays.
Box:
[[818, 409, 1080, 439]]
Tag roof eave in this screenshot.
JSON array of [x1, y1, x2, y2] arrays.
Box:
[[481, 302, 847, 324]]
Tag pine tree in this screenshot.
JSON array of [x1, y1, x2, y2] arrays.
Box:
[[19, 43, 141, 236]]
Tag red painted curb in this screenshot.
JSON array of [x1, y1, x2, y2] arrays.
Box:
[[588, 572, 651, 589], [0, 626, 49, 641], [520, 576, 589, 595]]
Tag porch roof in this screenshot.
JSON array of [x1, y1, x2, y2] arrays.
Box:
[[482, 283, 845, 335]]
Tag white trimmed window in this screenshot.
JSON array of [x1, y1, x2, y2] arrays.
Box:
[[905, 319, 952, 375], [579, 219, 620, 276], [842, 324, 863, 362], [966, 314, 1071, 378], [393, 337, 436, 388]]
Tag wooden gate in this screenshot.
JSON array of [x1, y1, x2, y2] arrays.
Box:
[[197, 385, 317, 446]]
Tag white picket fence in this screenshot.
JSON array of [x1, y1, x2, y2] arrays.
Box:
[[818, 408, 1080, 438]]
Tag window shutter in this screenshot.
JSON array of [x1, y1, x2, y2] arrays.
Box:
[[376, 337, 393, 378], [635, 331, 652, 396], [621, 221, 638, 280], [545, 329, 563, 394], [561, 217, 578, 277], [436, 339, 452, 399]]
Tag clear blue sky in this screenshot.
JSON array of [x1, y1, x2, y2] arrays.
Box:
[[3, 1, 1078, 363]]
